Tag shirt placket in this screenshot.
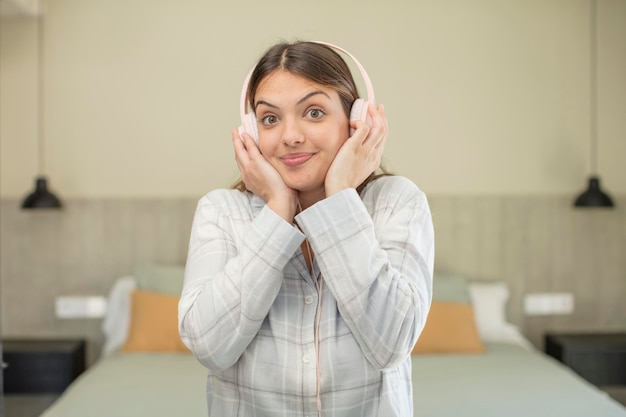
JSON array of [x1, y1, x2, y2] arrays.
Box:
[[297, 254, 323, 416]]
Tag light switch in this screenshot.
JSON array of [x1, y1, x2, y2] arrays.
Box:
[[524, 293, 574, 315], [55, 296, 107, 319]]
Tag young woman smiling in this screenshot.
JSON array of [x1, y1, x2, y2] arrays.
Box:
[[179, 40, 434, 417]]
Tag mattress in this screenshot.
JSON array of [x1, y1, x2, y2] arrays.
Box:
[[41, 343, 626, 417], [411, 342, 626, 417], [40, 352, 207, 417]]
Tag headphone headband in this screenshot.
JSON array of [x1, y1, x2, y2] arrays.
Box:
[[239, 41, 375, 124]]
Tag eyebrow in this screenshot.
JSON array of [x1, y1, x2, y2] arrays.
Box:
[[254, 90, 331, 111]]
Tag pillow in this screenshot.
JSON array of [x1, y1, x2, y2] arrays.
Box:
[[432, 272, 472, 303], [121, 290, 190, 353], [101, 265, 186, 355], [412, 301, 485, 354], [468, 281, 510, 337], [133, 264, 185, 295], [101, 276, 137, 356]]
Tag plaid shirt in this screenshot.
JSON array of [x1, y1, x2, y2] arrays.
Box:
[[179, 176, 434, 417]]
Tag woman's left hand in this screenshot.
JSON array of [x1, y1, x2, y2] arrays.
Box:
[[325, 103, 388, 196]]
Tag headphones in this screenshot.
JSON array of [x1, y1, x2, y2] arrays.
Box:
[[238, 41, 376, 143]]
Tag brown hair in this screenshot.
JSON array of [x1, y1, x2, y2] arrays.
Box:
[[232, 41, 390, 194]]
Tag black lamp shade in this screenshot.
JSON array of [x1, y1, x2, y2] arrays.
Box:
[[21, 177, 62, 209], [574, 176, 614, 208]]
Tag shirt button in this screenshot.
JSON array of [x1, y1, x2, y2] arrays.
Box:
[[302, 354, 310, 364], [304, 295, 313, 304]]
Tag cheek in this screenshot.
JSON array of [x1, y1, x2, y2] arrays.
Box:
[[327, 122, 350, 153], [329, 139, 346, 160], [257, 133, 277, 156], [333, 117, 350, 143], [311, 119, 349, 146]]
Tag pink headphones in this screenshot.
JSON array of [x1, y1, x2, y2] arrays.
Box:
[[238, 41, 376, 143]]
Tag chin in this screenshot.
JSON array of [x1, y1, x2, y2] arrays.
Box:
[[286, 181, 316, 192], [283, 177, 324, 193], [277, 163, 328, 193]]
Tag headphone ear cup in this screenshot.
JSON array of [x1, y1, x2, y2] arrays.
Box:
[[239, 112, 259, 144], [349, 98, 372, 135]]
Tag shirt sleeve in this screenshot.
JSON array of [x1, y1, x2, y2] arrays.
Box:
[[178, 192, 305, 371], [294, 177, 434, 370]]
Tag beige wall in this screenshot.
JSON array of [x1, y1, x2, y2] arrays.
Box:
[[2, 0, 625, 199], [1, 0, 625, 361]]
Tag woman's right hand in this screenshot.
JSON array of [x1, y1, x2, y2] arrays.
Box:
[[232, 129, 298, 222]]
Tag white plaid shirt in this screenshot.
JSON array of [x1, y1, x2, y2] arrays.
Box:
[[179, 176, 434, 417]]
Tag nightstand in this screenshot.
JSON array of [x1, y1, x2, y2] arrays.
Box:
[[2, 338, 87, 417], [545, 332, 626, 387], [3, 338, 86, 393]]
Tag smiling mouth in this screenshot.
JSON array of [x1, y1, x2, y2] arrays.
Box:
[[281, 153, 314, 167]]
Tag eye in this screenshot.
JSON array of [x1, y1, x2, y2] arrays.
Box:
[[306, 108, 325, 120], [261, 114, 278, 126]]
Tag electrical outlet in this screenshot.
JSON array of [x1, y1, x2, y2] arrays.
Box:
[[55, 296, 107, 319], [524, 293, 574, 315]]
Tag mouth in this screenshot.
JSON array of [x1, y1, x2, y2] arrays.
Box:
[[280, 153, 315, 168]]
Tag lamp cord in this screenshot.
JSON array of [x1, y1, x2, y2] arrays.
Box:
[[37, 0, 45, 177], [589, 0, 598, 175]]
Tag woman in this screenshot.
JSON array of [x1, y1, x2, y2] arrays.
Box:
[[179, 40, 434, 417]]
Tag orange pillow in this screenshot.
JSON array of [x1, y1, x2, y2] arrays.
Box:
[[122, 290, 190, 353], [412, 301, 485, 354]]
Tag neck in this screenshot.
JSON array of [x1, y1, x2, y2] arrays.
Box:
[[297, 188, 326, 211], [302, 239, 314, 273]]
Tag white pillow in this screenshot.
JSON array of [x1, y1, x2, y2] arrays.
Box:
[[468, 281, 534, 349], [468, 281, 510, 336], [101, 276, 137, 356]]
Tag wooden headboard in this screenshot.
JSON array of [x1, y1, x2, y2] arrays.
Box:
[[1, 194, 625, 362]]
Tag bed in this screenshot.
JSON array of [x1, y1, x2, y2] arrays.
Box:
[[41, 266, 626, 417]]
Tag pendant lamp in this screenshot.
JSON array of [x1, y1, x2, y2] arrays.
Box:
[[574, 0, 614, 208], [21, 0, 62, 209]]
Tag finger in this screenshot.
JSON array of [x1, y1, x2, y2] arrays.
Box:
[[242, 133, 263, 159], [232, 142, 246, 178], [378, 104, 387, 126], [360, 108, 383, 148], [368, 104, 388, 149], [349, 119, 371, 145], [232, 129, 250, 164], [232, 128, 246, 146], [234, 158, 245, 179], [377, 104, 389, 137], [373, 133, 387, 153], [372, 130, 387, 155], [369, 103, 387, 132]]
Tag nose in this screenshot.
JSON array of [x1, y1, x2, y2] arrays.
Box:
[[281, 118, 305, 146]]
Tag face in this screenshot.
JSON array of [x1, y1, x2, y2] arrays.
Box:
[[254, 70, 350, 196]]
